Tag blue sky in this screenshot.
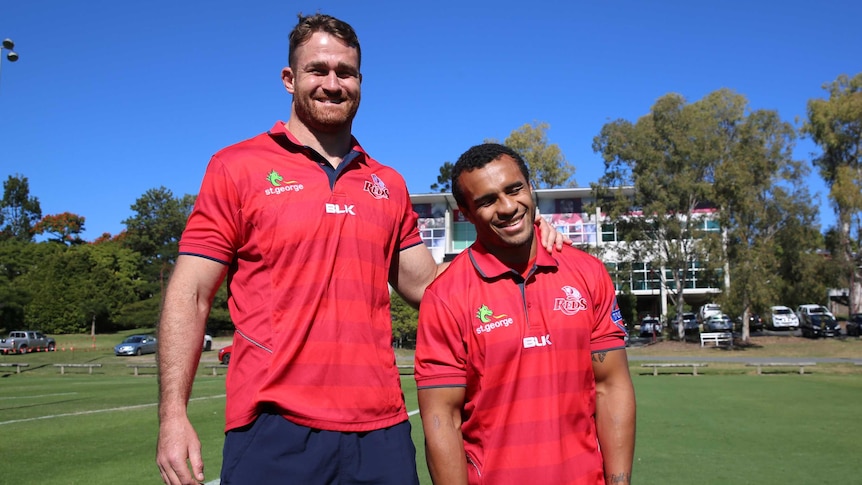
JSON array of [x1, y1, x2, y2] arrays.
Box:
[[1, 0, 859, 240]]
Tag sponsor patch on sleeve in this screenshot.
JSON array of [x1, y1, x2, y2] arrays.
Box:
[[611, 299, 627, 334]]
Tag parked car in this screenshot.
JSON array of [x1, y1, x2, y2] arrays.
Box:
[[203, 334, 213, 352], [795, 304, 834, 325], [703, 313, 733, 333], [114, 334, 157, 356], [800, 313, 841, 338], [639, 316, 662, 338], [735, 313, 764, 333], [698, 303, 722, 323], [218, 344, 232, 365], [768, 305, 799, 330], [672, 312, 699, 335], [845, 313, 862, 337]]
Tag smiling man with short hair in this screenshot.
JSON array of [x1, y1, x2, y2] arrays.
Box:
[[415, 143, 636, 485]]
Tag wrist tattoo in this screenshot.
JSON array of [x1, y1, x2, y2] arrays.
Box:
[[592, 351, 607, 363], [606, 472, 631, 484]]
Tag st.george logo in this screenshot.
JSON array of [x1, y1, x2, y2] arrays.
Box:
[[264, 169, 304, 195], [554, 285, 588, 316], [474, 304, 513, 335]]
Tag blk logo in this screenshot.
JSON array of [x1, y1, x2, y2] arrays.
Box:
[[523, 335, 552, 349], [325, 203, 355, 215]]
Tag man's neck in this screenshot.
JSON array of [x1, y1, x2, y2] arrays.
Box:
[[494, 237, 538, 269], [284, 118, 353, 168]]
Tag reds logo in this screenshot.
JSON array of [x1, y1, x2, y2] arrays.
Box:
[[363, 174, 390, 200], [554, 285, 588, 316]]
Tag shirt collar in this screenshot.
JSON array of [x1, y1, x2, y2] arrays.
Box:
[[467, 224, 559, 279], [267, 121, 367, 162]]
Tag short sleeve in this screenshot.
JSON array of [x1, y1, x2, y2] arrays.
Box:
[[590, 260, 628, 352], [178, 155, 242, 264], [414, 289, 468, 389]]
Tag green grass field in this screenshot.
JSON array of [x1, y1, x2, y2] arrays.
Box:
[[2, 333, 861, 484]]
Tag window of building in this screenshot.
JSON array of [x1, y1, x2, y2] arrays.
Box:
[[631, 262, 660, 291], [601, 223, 617, 242], [451, 222, 476, 250]]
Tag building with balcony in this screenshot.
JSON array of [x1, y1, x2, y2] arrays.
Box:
[[411, 187, 724, 322]]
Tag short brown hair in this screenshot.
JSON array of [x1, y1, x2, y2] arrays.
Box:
[[289, 13, 361, 69]]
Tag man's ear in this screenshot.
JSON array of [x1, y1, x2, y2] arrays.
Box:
[[282, 67, 295, 94]]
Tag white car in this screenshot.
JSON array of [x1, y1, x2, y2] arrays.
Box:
[[203, 334, 213, 351], [795, 304, 834, 322], [698, 303, 722, 323], [769, 305, 799, 330]]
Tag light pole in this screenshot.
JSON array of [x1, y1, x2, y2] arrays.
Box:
[[0, 38, 20, 94]]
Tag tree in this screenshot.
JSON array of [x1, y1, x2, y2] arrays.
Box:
[[709, 99, 814, 341], [503, 122, 575, 188], [21, 242, 140, 333], [802, 72, 862, 315], [34, 212, 86, 245], [430, 161, 454, 193], [593, 91, 723, 340], [592, 88, 818, 341], [121, 187, 195, 299], [0, 174, 42, 242], [390, 291, 418, 348], [122, 187, 194, 265], [0, 240, 59, 331]]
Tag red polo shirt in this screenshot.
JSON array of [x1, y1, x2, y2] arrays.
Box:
[[180, 122, 422, 432], [415, 238, 627, 484]]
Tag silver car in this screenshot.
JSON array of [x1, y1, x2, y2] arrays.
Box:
[[114, 334, 157, 356], [703, 314, 732, 332]]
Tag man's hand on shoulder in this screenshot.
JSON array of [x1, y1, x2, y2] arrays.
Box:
[[535, 213, 571, 252]]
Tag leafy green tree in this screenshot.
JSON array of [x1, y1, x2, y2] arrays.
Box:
[[803, 72, 862, 315], [0, 240, 58, 331], [34, 212, 86, 245], [122, 187, 194, 265], [390, 291, 418, 348], [122, 187, 195, 301], [709, 98, 813, 341], [207, 280, 234, 334], [593, 91, 724, 339], [21, 242, 140, 333], [596, 89, 826, 340], [430, 161, 455, 193], [774, 211, 835, 308], [503, 122, 575, 188], [0, 174, 42, 242]]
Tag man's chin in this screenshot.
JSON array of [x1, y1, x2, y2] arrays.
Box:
[[296, 104, 358, 134]]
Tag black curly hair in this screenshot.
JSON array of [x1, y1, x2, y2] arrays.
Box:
[[451, 143, 531, 208]]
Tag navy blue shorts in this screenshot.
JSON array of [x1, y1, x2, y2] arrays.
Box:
[[220, 412, 419, 485]]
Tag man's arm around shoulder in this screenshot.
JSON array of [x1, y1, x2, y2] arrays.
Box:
[[156, 255, 227, 485], [592, 348, 636, 484]]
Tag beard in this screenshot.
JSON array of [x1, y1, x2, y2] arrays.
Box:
[[293, 93, 361, 134]]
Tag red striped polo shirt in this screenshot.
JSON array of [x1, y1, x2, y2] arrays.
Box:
[[415, 239, 627, 484], [179, 121, 422, 432]]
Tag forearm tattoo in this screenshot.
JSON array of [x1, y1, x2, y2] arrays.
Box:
[[592, 351, 607, 363], [606, 472, 632, 484]]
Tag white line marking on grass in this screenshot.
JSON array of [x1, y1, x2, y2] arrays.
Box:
[[0, 392, 78, 400], [408, 408, 420, 416], [0, 394, 226, 426]]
